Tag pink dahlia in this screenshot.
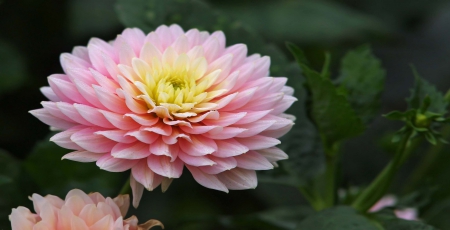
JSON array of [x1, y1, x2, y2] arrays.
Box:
[[9, 189, 163, 230], [30, 24, 296, 206]]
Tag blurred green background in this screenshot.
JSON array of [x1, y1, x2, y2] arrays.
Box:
[[1, 0, 450, 229]]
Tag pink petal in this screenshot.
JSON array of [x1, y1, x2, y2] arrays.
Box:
[[60, 53, 91, 74], [179, 135, 217, 156], [172, 35, 189, 54], [132, 160, 163, 191], [169, 24, 185, 39], [185, 29, 202, 47], [155, 25, 174, 49], [147, 155, 184, 178], [202, 37, 220, 63], [71, 127, 116, 153], [203, 127, 247, 140], [234, 110, 272, 125], [187, 110, 219, 123], [98, 110, 140, 130], [142, 121, 172, 136], [206, 54, 233, 84], [72, 46, 90, 62], [235, 120, 276, 138], [178, 151, 215, 167], [234, 150, 273, 170], [9, 207, 36, 230], [70, 215, 89, 230], [249, 56, 270, 81], [199, 156, 237, 174], [221, 87, 257, 111], [162, 128, 191, 145], [126, 130, 159, 144], [29, 109, 77, 130], [72, 79, 108, 110], [179, 124, 220, 134], [244, 93, 284, 111], [257, 147, 288, 162], [116, 35, 137, 67], [62, 151, 103, 162], [56, 102, 94, 126], [93, 85, 130, 114], [96, 154, 138, 172], [41, 101, 73, 122], [202, 112, 246, 127], [271, 95, 297, 115], [40, 86, 60, 102], [111, 142, 151, 159], [121, 28, 146, 55], [130, 174, 144, 208], [212, 139, 249, 157], [186, 165, 228, 192], [95, 130, 136, 143], [217, 168, 257, 190], [50, 126, 84, 150], [236, 135, 281, 150], [149, 138, 178, 160], [125, 114, 159, 126], [73, 104, 115, 128], [89, 215, 114, 230], [65, 67, 96, 86], [47, 74, 76, 103], [225, 44, 247, 69]]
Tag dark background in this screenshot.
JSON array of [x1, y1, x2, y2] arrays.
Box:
[[1, 0, 450, 229]]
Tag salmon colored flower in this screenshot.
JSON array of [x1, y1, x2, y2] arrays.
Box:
[[9, 189, 163, 230], [30, 24, 296, 207]]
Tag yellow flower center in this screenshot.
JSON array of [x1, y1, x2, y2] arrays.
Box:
[[129, 46, 225, 117]]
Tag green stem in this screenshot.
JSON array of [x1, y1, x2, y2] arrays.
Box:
[[299, 186, 326, 211], [119, 177, 131, 195], [322, 142, 340, 208], [351, 128, 414, 212], [405, 125, 450, 192], [324, 154, 338, 207]]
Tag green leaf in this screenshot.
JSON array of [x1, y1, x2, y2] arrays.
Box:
[[219, 205, 314, 230], [296, 206, 379, 230], [374, 210, 437, 230], [305, 67, 365, 145], [407, 66, 448, 114], [0, 39, 27, 94], [288, 43, 365, 145], [256, 206, 315, 229], [382, 219, 436, 230], [24, 140, 124, 197], [281, 63, 325, 184], [210, 0, 391, 45], [337, 44, 386, 124], [286, 42, 310, 67]]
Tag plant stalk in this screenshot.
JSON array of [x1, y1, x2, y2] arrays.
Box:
[[119, 177, 131, 195], [351, 128, 414, 212]]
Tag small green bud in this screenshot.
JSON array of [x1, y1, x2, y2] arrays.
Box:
[[414, 113, 430, 128]]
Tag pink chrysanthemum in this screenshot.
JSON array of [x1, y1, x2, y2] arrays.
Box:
[[9, 189, 163, 230], [30, 24, 296, 206]]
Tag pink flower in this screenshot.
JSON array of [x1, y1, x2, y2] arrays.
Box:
[[369, 195, 418, 220], [30, 24, 296, 207], [9, 189, 163, 230]]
